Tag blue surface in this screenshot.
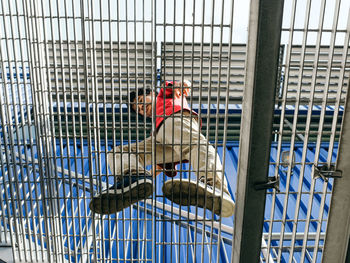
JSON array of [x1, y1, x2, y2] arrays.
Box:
[[0, 138, 336, 262]]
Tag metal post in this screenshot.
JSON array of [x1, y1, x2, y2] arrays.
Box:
[[322, 79, 350, 262], [232, 0, 284, 262]]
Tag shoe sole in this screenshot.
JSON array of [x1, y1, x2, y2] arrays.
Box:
[[162, 179, 235, 217], [90, 180, 153, 215]]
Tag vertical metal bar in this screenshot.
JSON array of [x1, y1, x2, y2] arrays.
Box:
[[91, 0, 107, 259], [185, 1, 197, 261], [179, 1, 186, 261], [63, 0, 86, 260], [151, 0, 156, 260], [46, 4, 63, 261], [154, 1, 159, 261], [201, 0, 217, 262], [301, 1, 341, 261], [141, 1, 150, 261], [171, 1, 176, 261], [326, 7, 350, 183], [61, 4, 79, 261], [266, 0, 297, 258], [115, 0, 125, 260], [125, 0, 136, 260], [0, 1, 30, 259], [22, 0, 49, 260], [115, 0, 126, 260], [125, 0, 133, 260], [322, 71, 350, 263], [104, 0, 114, 261], [86, 3, 101, 258], [79, 0, 98, 260], [2, 0, 37, 260], [24, 0, 59, 260], [38, 1, 64, 259], [52, 0, 77, 260], [140, 1, 146, 260], [0, 134, 16, 260], [175, 0, 191, 261], [193, 0, 206, 260], [276, 0, 313, 261], [159, 0, 167, 261], [200, 0, 216, 259], [202, 0, 216, 260], [222, 1, 238, 263], [70, 0, 92, 260], [232, 0, 284, 262], [95, 0, 109, 259], [214, 1, 234, 262], [63, 0, 82, 260], [107, 1, 117, 261], [132, 1, 141, 260], [0, 0, 11, 247], [287, 1, 327, 261], [34, 1, 54, 260], [13, 0, 43, 259], [321, 7, 350, 263], [160, 0, 171, 260], [38, 0, 63, 258], [313, 23, 348, 263], [0, 81, 7, 246], [312, 1, 346, 261], [0, 34, 19, 263]]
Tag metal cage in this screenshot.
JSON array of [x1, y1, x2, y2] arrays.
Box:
[[0, 0, 350, 262]]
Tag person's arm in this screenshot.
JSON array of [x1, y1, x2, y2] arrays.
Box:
[[159, 80, 191, 99], [173, 80, 191, 99], [158, 83, 173, 98]]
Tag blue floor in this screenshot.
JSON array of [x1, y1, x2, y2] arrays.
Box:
[[0, 139, 336, 262]]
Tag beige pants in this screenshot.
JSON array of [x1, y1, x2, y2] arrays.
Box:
[[107, 113, 227, 189]]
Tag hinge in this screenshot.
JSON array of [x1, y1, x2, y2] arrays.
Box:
[[255, 176, 280, 192], [313, 164, 342, 181]]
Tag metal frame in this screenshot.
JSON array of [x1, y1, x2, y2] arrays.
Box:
[[264, 0, 350, 262], [232, 0, 284, 262], [323, 78, 350, 262], [1, 0, 350, 262]]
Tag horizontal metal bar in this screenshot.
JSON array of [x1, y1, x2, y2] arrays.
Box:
[[262, 232, 325, 241]]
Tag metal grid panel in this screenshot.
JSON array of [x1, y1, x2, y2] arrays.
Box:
[[1, 0, 350, 262], [0, 0, 238, 262], [285, 46, 349, 103], [264, 0, 350, 262], [0, 0, 45, 261], [47, 41, 155, 102], [161, 43, 246, 102]]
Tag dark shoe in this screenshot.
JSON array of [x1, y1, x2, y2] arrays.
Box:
[[90, 174, 153, 214], [162, 178, 235, 217]]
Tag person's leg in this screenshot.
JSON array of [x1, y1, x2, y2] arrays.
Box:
[[161, 113, 234, 217], [107, 137, 153, 178], [159, 113, 227, 189], [107, 135, 180, 176], [90, 134, 179, 215], [90, 137, 155, 214]]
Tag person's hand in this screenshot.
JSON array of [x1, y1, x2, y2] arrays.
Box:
[[174, 80, 191, 99]]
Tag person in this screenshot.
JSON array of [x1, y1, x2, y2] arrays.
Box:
[[89, 80, 235, 217]]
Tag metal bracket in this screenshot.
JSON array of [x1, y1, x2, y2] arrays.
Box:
[[313, 164, 342, 181], [281, 150, 295, 169], [255, 176, 280, 192]]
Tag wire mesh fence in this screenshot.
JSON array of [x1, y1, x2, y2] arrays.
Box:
[[264, 0, 350, 262], [0, 0, 349, 262]]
